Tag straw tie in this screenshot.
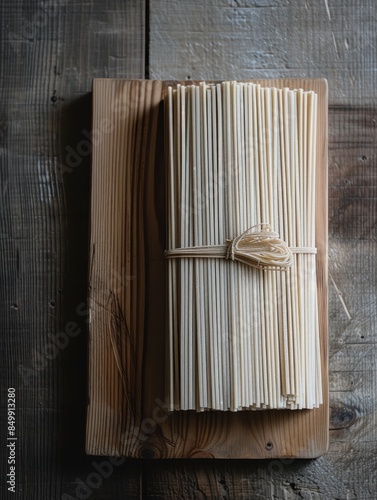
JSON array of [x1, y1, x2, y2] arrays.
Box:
[[165, 223, 316, 271]]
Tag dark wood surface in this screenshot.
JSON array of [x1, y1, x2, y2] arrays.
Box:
[[1, 0, 376, 498]]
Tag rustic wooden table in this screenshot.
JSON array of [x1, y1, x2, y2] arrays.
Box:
[[1, 1, 376, 498]]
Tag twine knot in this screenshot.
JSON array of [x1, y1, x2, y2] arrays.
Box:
[[164, 223, 314, 271], [225, 223, 293, 270]]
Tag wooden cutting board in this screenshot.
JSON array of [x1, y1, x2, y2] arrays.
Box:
[[86, 79, 328, 459]]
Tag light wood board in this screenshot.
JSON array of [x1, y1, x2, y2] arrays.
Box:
[[86, 78, 328, 458]]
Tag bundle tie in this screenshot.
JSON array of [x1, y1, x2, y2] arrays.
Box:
[[165, 223, 317, 271]]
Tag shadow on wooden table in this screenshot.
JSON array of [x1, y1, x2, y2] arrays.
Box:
[[58, 93, 91, 474]]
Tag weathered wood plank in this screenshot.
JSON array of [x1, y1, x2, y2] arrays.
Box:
[[142, 446, 376, 499], [0, 0, 145, 498], [149, 0, 377, 105]]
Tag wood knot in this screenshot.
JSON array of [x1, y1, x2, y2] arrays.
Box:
[[330, 405, 357, 430], [139, 445, 161, 459]]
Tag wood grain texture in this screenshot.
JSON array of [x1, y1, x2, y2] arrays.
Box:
[[0, 1, 144, 499], [149, 0, 376, 106], [87, 78, 328, 459]]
